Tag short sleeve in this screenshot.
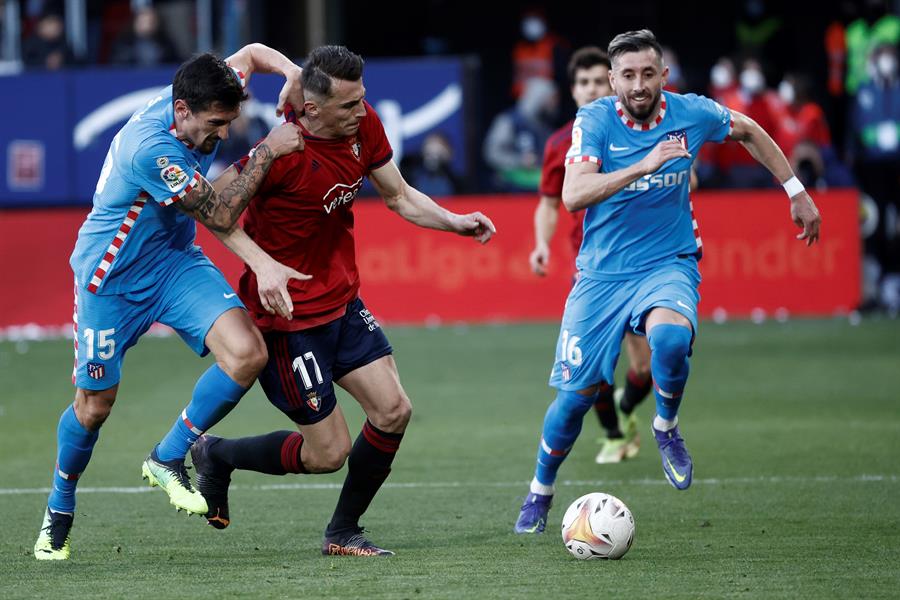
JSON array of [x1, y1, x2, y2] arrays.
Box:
[[362, 102, 394, 172], [226, 64, 248, 90], [539, 134, 566, 197], [130, 138, 200, 206], [689, 94, 734, 144], [565, 108, 605, 169]]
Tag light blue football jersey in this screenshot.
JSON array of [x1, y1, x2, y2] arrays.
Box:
[[566, 92, 733, 279], [70, 85, 221, 295]]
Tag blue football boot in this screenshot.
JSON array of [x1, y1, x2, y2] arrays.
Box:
[[514, 492, 553, 534], [652, 423, 693, 490]]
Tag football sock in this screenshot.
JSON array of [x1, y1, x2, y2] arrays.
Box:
[[593, 384, 622, 438], [620, 368, 652, 415], [653, 415, 678, 431], [48, 404, 99, 514], [530, 477, 555, 496], [209, 430, 307, 475], [648, 324, 692, 421], [326, 420, 403, 535], [156, 364, 247, 461], [534, 389, 598, 487]]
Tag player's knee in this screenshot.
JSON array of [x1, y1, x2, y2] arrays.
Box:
[[648, 324, 692, 371], [318, 443, 350, 473], [372, 392, 412, 433], [222, 333, 268, 379], [74, 388, 116, 430]]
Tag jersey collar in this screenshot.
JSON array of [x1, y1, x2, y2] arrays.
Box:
[[615, 92, 667, 132]]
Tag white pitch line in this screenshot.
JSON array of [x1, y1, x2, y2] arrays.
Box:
[[0, 474, 896, 496]]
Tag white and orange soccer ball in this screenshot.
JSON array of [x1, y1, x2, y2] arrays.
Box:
[[561, 492, 635, 560]]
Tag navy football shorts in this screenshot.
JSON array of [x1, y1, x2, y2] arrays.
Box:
[[258, 297, 393, 425]]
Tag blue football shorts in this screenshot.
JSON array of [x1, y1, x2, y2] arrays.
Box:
[[72, 248, 244, 390], [548, 256, 701, 392], [257, 297, 393, 425]]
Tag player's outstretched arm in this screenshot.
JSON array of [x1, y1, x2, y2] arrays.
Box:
[[225, 43, 303, 117], [728, 109, 821, 245], [370, 160, 496, 244], [177, 123, 303, 232], [530, 195, 561, 276], [562, 139, 690, 212]]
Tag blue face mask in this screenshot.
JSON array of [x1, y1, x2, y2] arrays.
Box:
[[521, 17, 546, 42]]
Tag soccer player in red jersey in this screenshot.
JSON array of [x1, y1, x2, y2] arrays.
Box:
[[528, 47, 654, 465], [190, 45, 495, 556]]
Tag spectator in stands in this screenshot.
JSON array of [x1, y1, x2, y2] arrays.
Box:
[[109, 6, 180, 67], [712, 57, 782, 188], [662, 46, 684, 93], [483, 77, 558, 192], [510, 8, 567, 99], [845, 0, 900, 96], [22, 11, 73, 70], [850, 42, 900, 312], [709, 56, 739, 102], [777, 73, 854, 188], [400, 131, 463, 197]]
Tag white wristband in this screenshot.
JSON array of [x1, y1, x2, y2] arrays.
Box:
[[782, 176, 805, 199]]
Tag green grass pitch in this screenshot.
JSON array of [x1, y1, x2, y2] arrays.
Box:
[[1, 318, 899, 599]]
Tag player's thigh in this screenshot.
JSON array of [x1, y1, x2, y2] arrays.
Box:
[[549, 275, 633, 392], [257, 325, 341, 427], [623, 331, 651, 374], [297, 404, 352, 473], [332, 298, 407, 431], [630, 259, 701, 340], [336, 355, 410, 433], [72, 281, 154, 392], [155, 251, 246, 359], [204, 308, 267, 385]]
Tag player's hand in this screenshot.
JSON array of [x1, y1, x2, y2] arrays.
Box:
[[263, 122, 304, 157], [790, 191, 821, 246], [638, 139, 691, 175], [255, 259, 311, 320], [530, 243, 550, 276], [450, 212, 496, 244], [275, 66, 304, 118]]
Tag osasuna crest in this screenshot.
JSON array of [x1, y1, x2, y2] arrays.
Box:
[[306, 391, 320, 411], [87, 362, 105, 380], [350, 141, 361, 160], [667, 129, 688, 150]]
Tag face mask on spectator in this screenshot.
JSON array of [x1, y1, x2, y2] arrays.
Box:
[[778, 80, 795, 105], [521, 17, 546, 42], [740, 68, 765, 95], [876, 53, 897, 80], [711, 64, 733, 89]]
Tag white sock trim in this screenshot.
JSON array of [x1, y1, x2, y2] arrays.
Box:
[[530, 477, 555, 496], [653, 415, 678, 431]]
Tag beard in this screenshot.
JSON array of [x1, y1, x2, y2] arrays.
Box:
[[197, 136, 220, 154], [620, 88, 661, 122]]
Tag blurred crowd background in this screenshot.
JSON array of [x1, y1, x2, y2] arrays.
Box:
[[1, 0, 899, 311]]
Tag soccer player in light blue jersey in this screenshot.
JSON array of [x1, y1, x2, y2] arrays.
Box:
[[515, 29, 821, 534], [34, 44, 308, 560]]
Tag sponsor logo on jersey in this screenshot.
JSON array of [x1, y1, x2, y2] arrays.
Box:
[[623, 168, 689, 192], [667, 129, 688, 150], [322, 177, 363, 214], [155, 156, 169, 168], [87, 362, 105, 380], [160, 164, 188, 191], [306, 391, 320, 411], [569, 126, 583, 156]]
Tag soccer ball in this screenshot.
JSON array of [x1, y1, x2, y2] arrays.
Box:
[[561, 492, 635, 560]]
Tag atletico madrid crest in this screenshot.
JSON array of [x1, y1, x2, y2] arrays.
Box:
[[87, 362, 105, 380]]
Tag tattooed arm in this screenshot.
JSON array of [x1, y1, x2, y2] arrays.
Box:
[[176, 123, 302, 231]]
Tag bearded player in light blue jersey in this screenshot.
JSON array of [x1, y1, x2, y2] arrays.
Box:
[[515, 29, 821, 534], [34, 44, 308, 560]]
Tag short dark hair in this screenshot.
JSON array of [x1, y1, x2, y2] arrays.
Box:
[[302, 45, 364, 98], [608, 29, 663, 66], [567, 46, 611, 84], [172, 53, 247, 113]]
